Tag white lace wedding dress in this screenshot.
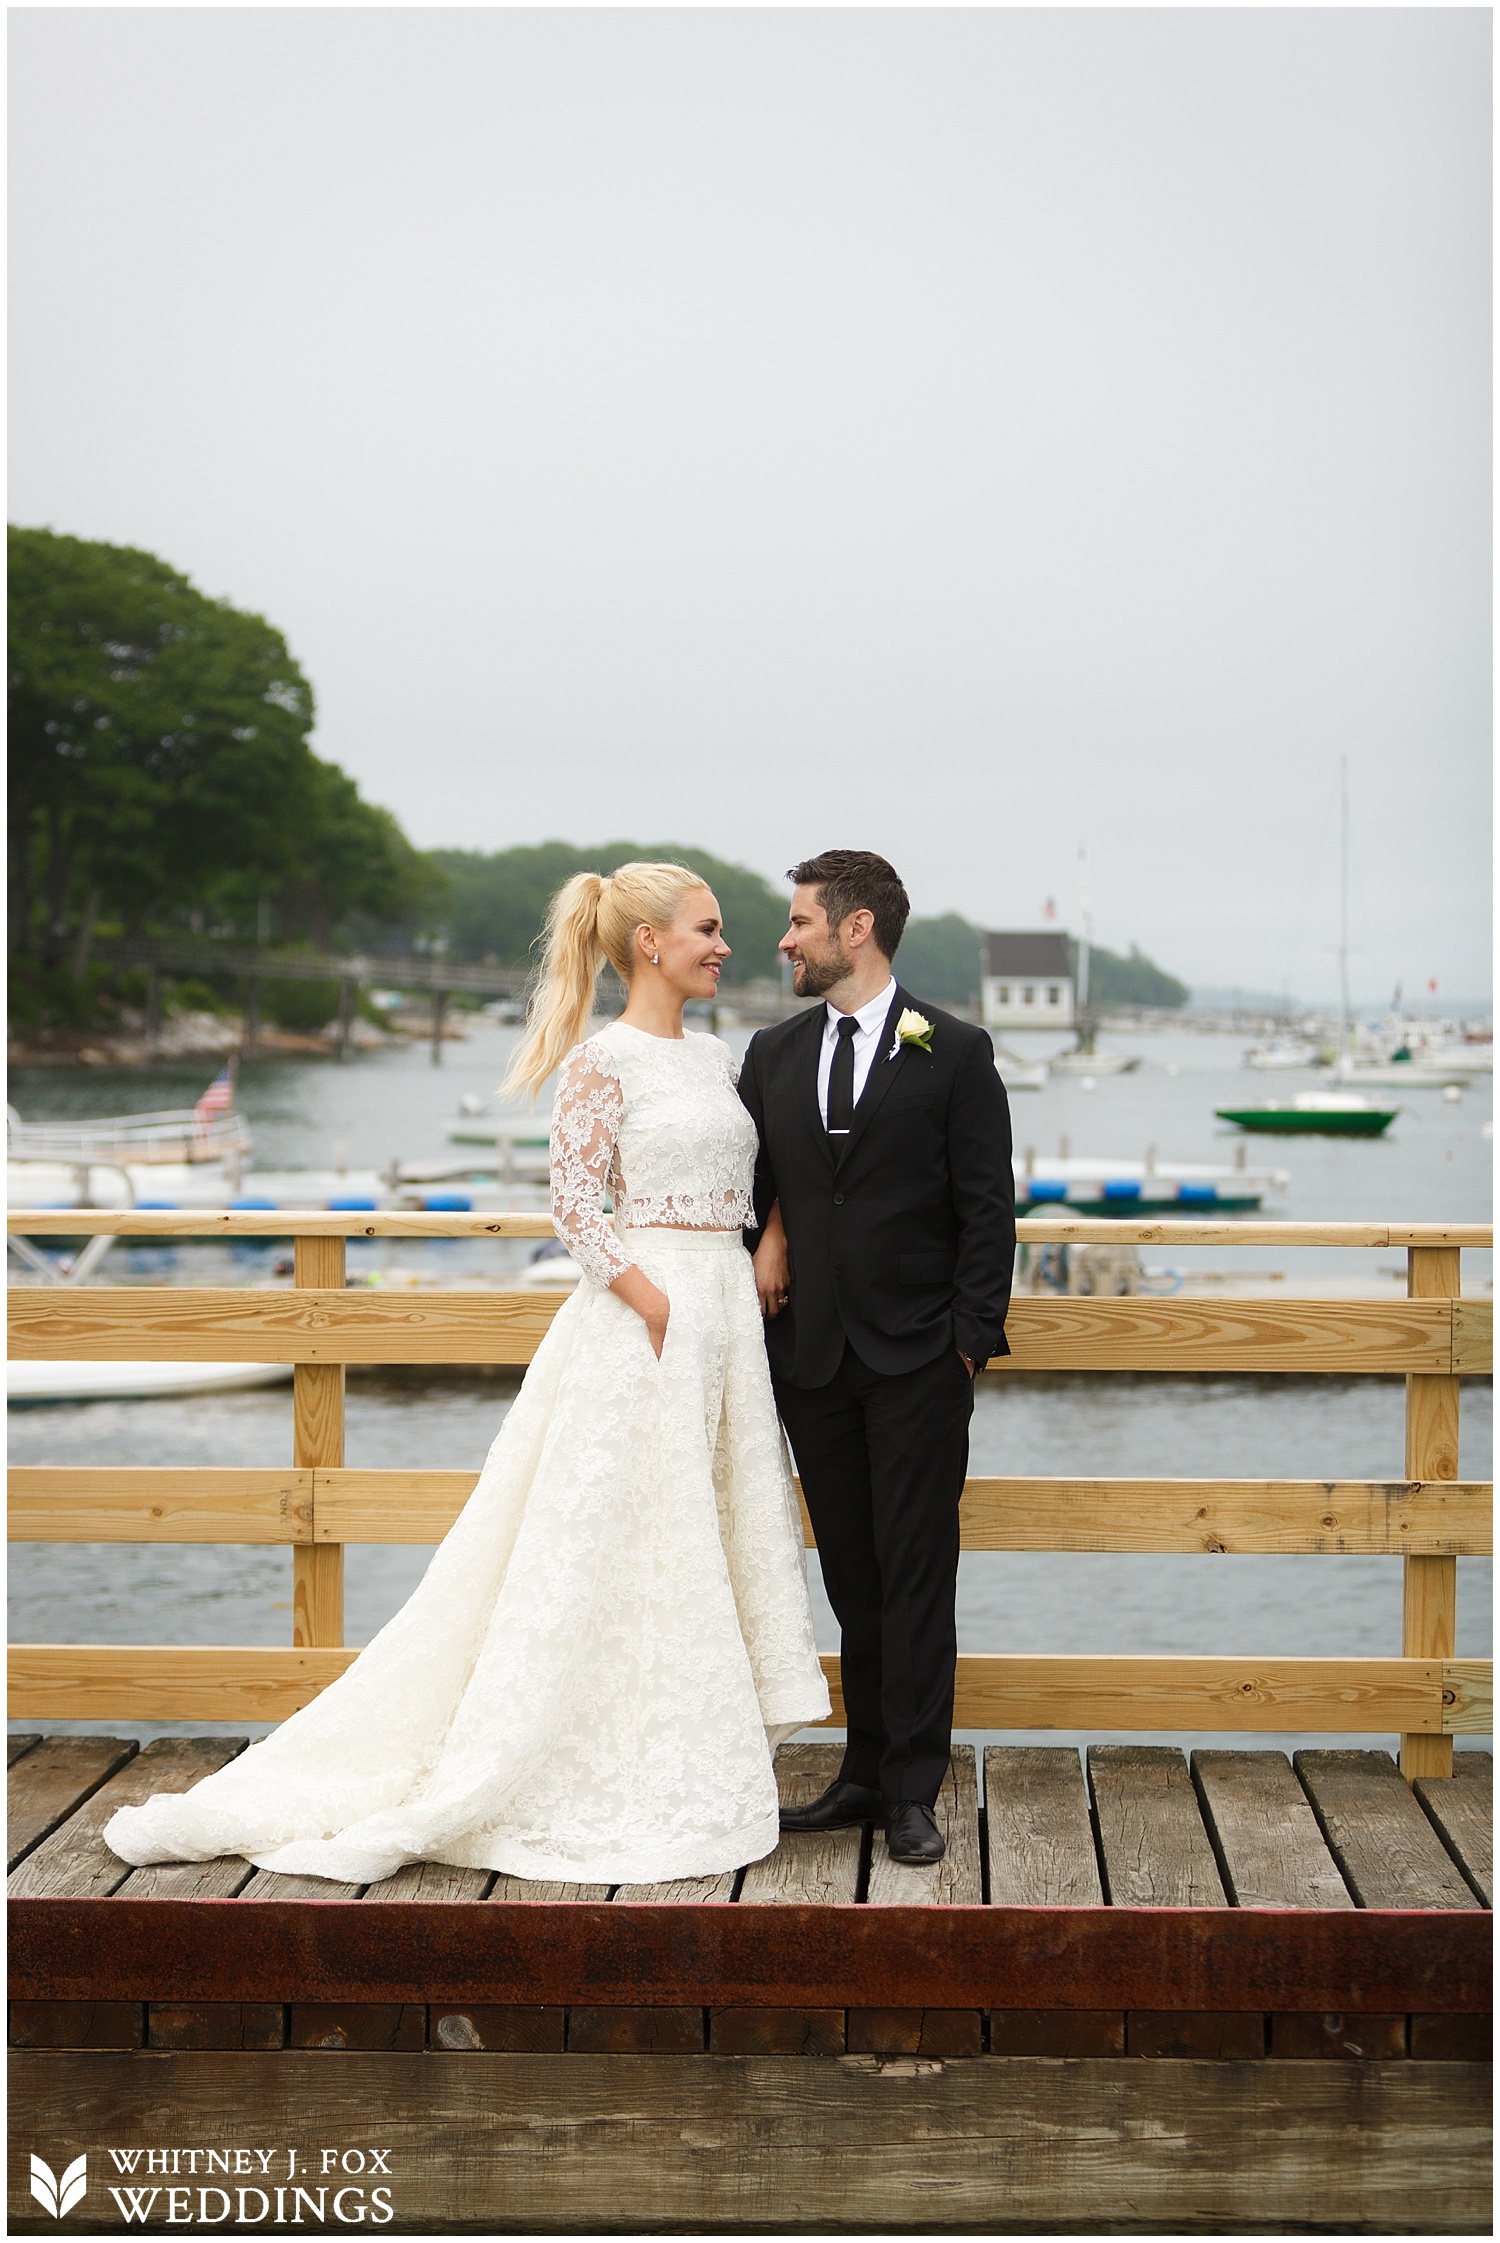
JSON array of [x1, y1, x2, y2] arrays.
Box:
[[105, 1022, 830, 1885]]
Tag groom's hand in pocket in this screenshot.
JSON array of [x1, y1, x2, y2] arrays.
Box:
[[753, 1202, 792, 1319]]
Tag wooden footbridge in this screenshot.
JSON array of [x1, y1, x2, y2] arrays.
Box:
[[7, 1212, 1493, 2234]]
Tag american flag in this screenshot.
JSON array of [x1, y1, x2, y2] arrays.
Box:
[[194, 1064, 236, 1125]]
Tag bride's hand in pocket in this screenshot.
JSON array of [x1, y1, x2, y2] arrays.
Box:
[[611, 1264, 672, 1358]]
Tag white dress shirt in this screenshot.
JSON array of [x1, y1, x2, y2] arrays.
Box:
[[817, 979, 898, 1128]]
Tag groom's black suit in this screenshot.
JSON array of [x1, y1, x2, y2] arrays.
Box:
[[738, 985, 1014, 1806]]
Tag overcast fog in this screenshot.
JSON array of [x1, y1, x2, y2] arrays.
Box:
[[9, 8, 1490, 1004]]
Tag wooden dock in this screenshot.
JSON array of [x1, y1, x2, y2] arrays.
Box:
[[6, 1211, 1493, 2232], [8, 1736, 1492, 2233]]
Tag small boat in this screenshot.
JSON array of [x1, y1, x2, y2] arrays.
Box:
[[1243, 1038, 1321, 1071], [1328, 1048, 1490, 1089], [1049, 1050, 1139, 1077], [993, 1048, 1049, 1091], [7, 1069, 253, 1207], [1215, 1093, 1397, 1138], [8, 1360, 292, 1405]]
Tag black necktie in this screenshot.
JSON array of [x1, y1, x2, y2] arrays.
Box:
[[827, 1016, 859, 1136]]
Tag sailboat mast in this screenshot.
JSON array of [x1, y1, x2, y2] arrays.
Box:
[[1077, 845, 1091, 1011], [1338, 757, 1351, 1055]]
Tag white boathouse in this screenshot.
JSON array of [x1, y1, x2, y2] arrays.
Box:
[[981, 930, 1075, 1031]]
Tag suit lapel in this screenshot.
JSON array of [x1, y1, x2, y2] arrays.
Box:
[[836, 986, 909, 1167], [794, 1003, 835, 1169]]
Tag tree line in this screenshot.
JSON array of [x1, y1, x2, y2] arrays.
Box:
[[9, 529, 1187, 1028]]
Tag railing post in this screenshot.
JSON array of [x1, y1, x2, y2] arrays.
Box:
[[292, 1233, 345, 1650], [1401, 1244, 1460, 1782]]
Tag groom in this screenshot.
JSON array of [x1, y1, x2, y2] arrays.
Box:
[[738, 850, 1014, 1866]]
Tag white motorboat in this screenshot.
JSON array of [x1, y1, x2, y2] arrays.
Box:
[[1329, 1048, 1490, 1090], [8, 1076, 253, 1207], [8, 1360, 292, 1405], [1049, 1050, 1139, 1077], [1243, 1038, 1321, 1070], [993, 1048, 1049, 1091]]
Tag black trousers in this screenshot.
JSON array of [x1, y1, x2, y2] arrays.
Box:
[[774, 1341, 974, 1807]]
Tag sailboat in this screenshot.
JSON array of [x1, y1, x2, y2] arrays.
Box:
[[1222, 762, 1396, 1137], [1051, 857, 1139, 1075]]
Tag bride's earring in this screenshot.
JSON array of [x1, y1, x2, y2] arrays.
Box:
[[652, 952, 660, 966]]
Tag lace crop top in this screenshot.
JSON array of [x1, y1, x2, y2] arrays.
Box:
[[549, 1022, 759, 1286]]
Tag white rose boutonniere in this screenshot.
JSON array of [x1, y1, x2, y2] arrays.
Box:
[[891, 1007, 934, 1058]]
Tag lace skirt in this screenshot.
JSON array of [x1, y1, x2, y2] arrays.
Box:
[[104, 1230, 830, 1886]]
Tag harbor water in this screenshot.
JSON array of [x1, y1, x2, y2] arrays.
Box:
[[10, 1018, 1492, 1757]]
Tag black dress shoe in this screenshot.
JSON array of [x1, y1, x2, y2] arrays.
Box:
[[885, 1801, 945, 1865], [779, 1779, 884, 1832]]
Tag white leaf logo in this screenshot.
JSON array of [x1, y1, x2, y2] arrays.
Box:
[[30, 2154, 87, 2218]]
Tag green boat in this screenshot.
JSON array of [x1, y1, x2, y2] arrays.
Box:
[[1216, 1094, 1397, 1137]]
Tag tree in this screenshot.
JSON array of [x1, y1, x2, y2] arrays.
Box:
[[9, 528, 320, 967], [8, 527, 439, 989], [429, 842, 792, 984], [1084, 941, 1189, 1010], [896, 914, 985, 1004]]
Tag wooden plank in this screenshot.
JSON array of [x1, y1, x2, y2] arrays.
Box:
[[7, 1286, 568, 1366], [7, 1735, 138, 1870], [13, 1893, 1488, 2012], [936, 1654, 1451, 1733], [1089, 1746, 1226, 1907], [363, 1862, 494, 1902], [983, 1746, 1104, 1905], [7, 1287, 1457, 1372], [1452, 1299, 1493, 1373], [866, 1746, 981, 1905], [8, 1734, 42, 1767], [147, 2002, 285, 2051], [11, 1209, 1491, 1247], [1414, 1752, 1493, 1908], [11, 1645, 1472, 1730], [1402, 1247, 1461, 1781], [114, 1856, 256, 1900], [1443, 1660, 1492, 1734], [1295, 1750, 1482, 1910], [240, 1870, 366, 1900], [488, 1878, 614, 1903], [998, 1296, 1455, 1373], [7, 1645, 356, 1722], [293, 1236, 346, 1650], [10, 2050, 1490, 2234], [1191, 1751, 1353, 1909], [612, 1873, 738, 1902], [11, 1465, 1490, 1554], [739, 1743, 863, 1905], [8, 1738, 244, 1899], [951, 1476, 1493, 1555], [313, 1467, 478, 1543], [7, 1210, 559, 1238], [7, 1468, 315, 1544]]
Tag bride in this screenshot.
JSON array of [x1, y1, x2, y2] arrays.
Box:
[[105, 862, 830, 1886]]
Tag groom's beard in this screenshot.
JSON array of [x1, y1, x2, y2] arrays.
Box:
[[792, 941, 853, 999]]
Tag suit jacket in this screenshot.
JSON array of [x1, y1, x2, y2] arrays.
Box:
[[738, 985, 1015, 1388]]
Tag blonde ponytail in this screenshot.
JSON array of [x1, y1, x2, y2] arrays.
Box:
[[503, 859, 708, 1098]]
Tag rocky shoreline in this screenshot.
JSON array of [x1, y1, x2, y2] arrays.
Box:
[[8, 1009, 405, 1069]]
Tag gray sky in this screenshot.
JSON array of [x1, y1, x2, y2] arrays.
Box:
[[10, 8, 1491, 1004]]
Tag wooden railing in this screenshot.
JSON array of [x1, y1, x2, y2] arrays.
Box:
[[7, 1213, 1492, 1781]]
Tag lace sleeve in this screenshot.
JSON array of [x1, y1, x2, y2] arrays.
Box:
[[550, 1041, 632, 1288]]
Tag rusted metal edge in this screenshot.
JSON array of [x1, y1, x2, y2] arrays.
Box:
[[8, 1900, 1489, 2014]]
